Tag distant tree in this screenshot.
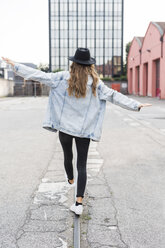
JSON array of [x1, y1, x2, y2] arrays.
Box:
[[123, 62, 127, 76], [38, 63, 49, 72], [123, 41, 131, 76], [126, 41, 131, 62], [52, 68, 64, 73]]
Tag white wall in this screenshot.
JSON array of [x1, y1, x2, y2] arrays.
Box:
[[0, 78, 14, 97]]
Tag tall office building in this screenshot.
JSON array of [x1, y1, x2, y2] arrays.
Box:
[[48, 0, 124, 77]]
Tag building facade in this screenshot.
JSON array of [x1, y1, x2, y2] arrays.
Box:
[[0, 62, 50, 97], [48, 0, 124, 77], [127, 22, 165, 99]]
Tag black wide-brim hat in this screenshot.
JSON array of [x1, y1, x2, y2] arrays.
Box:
[[68, 47, 96, 65]]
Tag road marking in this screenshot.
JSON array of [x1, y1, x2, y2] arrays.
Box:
[[59, 237, 67, 248], [88, 163, 103, 169], [88, 168, 101, 172], [90, 142, 97, 148], [33, 181, 68, 204], [88, 150, 99, 156], [42, 178, 51, 183], [108, 225, 117, 230], [87, 158, 104, 164]]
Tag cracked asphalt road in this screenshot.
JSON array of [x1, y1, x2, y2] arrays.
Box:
[[0, 97, 57, 247], [95, 95, 165, 248], [0, 95, 165, 247]]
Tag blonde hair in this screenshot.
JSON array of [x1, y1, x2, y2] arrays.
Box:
[[67, 62, 99, 98]]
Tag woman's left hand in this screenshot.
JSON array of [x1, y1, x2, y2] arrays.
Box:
[[138, 103, 152, 110]]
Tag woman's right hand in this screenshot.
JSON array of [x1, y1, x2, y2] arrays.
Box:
[[1, 57, 15, 67]]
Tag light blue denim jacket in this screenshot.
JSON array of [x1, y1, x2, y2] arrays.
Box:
[[13, 63, 141, 142]]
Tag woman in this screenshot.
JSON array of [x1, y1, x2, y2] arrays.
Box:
[[2, 48, 151, 215]]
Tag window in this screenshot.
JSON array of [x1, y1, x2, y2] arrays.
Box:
[[49, 0, 123, 76]]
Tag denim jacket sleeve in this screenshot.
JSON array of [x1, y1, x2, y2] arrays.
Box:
[[13, 63, 66, 87], [98, 79, 141, 111]]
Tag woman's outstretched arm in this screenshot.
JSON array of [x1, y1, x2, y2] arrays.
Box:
[[1, 57, 66, 88], [98, 79, 152, 111]]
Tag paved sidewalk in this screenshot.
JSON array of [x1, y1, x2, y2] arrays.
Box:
[[81, 142, 127, 248], [15, 139, 74, 248]]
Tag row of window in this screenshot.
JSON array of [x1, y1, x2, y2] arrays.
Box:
[[52, 49, 121, 55], [50, 3, 122, 12], [50, 47, 122, 54], [51, 68, 122, 77], [51, 31, 122, 40], [51, 62, 122, 71], [51, 12, 122, 18], [51, 48, 121, 56], [51, 0, 122, 3], [51, 31, 122, 38], [51, 38, 122, 47], [51, 59, 121, 68], [51, 21, 122, 29], [51, 61, 121, 66], [51, 15, 122, 21], [51, 9, 122, 14]]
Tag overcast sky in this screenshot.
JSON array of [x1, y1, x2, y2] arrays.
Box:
[[0, 0, 165, 66]]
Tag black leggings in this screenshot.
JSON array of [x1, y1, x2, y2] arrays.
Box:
[[59, 131, 90, 198]]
